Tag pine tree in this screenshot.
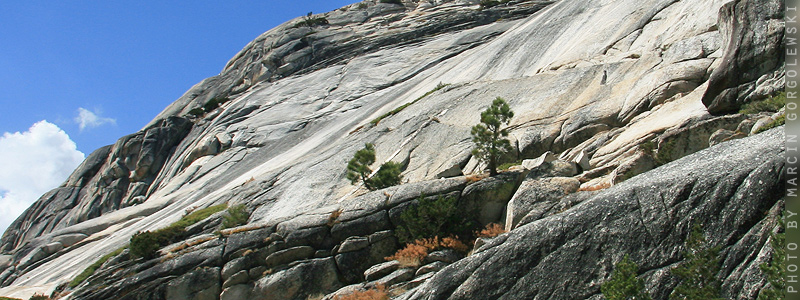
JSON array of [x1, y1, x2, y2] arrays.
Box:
[[346, 143, 403, 191], [602, 254, 652, 300], [670, 224, 723, 300], [471, 97, 514, 176], [758, 213, 785, 300], [346, 143, 377, 189]]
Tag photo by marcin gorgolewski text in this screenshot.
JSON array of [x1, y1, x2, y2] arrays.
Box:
[[787, 0, 799, 298]]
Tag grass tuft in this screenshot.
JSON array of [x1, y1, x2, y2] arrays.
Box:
[[371, 83, 449, 126]]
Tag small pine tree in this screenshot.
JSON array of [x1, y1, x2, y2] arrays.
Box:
[[602, 254, 652, 300], [670, 224, 722, 300], [346, 143, 403, 191], [369, 161, 403, 190], [758, 213, 785, 300], [347, 143, 377, 189], [471, 97, 514, 176]]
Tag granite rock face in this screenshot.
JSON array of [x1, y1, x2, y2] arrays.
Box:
[[0, 0, 786, 298], [702, 0, 785, 114], [401, 128, 784, 300]]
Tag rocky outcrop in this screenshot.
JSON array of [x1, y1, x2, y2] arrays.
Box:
[[702, 0, 785, 114], [401, 127, 784, 300], [0, 117, 192, 253]]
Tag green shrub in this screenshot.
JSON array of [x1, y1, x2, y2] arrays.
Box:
[[0, 297, 21, 300], [371, 83, 449, 125], [395, 195, 475, 244], [669, 224, 722, 299], [754, 115, 785, 134], [293, 12, 329, 28], [28, 295, 49, 300], [602, 255, 652, 300], [187, 108, 206, 117], [129, 204, 227, 259], [758, 213, 785, 300], [739, 92, 786, 115], [203, 97, 230, 112], [368, 161, 404, 190], [174, 204, 228, 229], [69, 247, 126, 288], [222, 205, 250, 229]]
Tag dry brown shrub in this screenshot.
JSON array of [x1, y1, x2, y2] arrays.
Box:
[[334, 284, 389, 300], [218, 224, 266, 236], [328, 209, 342, 227], [385, 243, 428, 267], [465, 174, 487, 183], [578, 182, 611, 192], [476, 223, 507, 238], [386, 235, 471, 266], [441, 236, 469, 253]]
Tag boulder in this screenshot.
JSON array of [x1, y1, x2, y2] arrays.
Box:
[[253, 258, 342, 300], [374, 268, 415, 287], [165, 267, 221, 300], [264, 246, 315, 268], [461, 170, 524, 226], [708, 129, 746, 146], [505, 177, 581, 230], [702, 0, 785, 114], [416, 261, 448, 276], [521, 151, 556, 170], [425, 249, 461, 264], [338, 237, 370, 253], [364, 260, 402, 281]]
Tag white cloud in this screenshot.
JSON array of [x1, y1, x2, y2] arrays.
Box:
[[75, 107, 116, 131], [0, 121, 85, 233]]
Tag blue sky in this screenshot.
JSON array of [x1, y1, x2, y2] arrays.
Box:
[[0, 0, 357, 232]]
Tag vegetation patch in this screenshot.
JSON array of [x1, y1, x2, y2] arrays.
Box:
[[294, 12, 329, 28], [755, 115, 785, 134], [69, 247, 126, 288], [28, 294, 50, 300], [346, 143, 403, 191], [130, 203, 228, 259], [202, 97, 230, 112], [222, 204, 250, 229], [370, 83, 449, 126], [739, 92, 786, 115], [758, 211, 785, 300], [601, 255, 651, 300], [379, 0, 403, 4], [0, 297, 22, 300], [670, 224, 723, 299], [476, 223, 506, 238], [386, 236, 468, 267], [395, 194, 476, 244]]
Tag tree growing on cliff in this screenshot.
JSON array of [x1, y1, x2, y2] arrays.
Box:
[[602, 254, 652, 300], [346, 143, 403, 190], [471, 97, 514, 176], [669, 224, 722, 299], [758, 213, 785, 300]]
